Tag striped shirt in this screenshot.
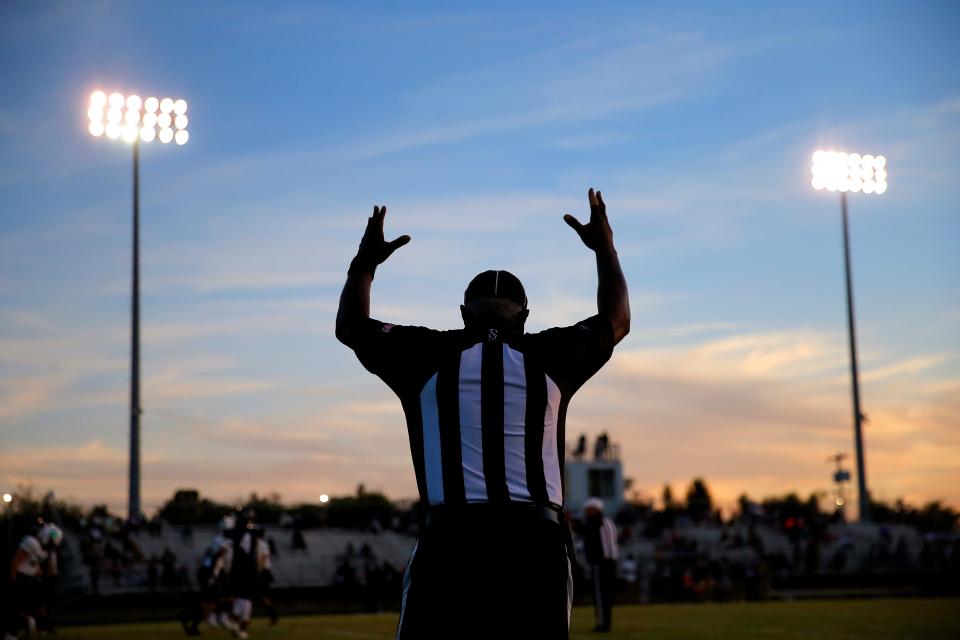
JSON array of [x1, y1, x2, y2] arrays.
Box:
[[353, 314, 615, 510], [584, 516, 619, 562]]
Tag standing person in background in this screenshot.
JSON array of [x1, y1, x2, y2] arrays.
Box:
[[4, 522, 50, 640], [255, 535, 278, 625], [226, 509, 262, 639], [336, 188, 630, 639], [180, 515, 234, 636], [583, 497, 619, 633], [35, 523, 62, 634]]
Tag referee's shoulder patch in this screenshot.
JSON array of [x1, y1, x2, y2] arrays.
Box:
[[381, 323, 396, 334]]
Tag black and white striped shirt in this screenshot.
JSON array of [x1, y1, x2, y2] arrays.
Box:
[[352, 314, 614, 510], [584, 516, 619, 562]]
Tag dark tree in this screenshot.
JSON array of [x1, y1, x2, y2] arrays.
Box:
[[158, 489, 231, 525], [684, 477, 714, 523], [661, 484, 675, 510]]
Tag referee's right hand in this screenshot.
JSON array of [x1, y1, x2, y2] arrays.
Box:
[[356, 205, 411, 268]]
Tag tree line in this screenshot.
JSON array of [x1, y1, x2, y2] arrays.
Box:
[[2, 480, 957, 539]]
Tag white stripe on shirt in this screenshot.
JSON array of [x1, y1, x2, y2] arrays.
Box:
[[419, 373, 444, 504], [600, 517, 619, 560], [458, 343, 488, 501], [543, 374, 563, 505], [502, 345, 530, 501]]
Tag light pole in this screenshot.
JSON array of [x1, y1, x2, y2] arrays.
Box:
[[811, 149, 888, 522], [3, 492, 13, 560], [87, 90, 190, 521]]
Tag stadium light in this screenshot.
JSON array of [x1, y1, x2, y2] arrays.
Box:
[[811, 150, 887, 195], [2, 493, 11, 504], [811, 149, 888, 523], [319, 494, 330, 504], [87, 89, 191, 522], [88, 90, 189, 147]]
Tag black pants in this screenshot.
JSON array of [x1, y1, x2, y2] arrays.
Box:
[[397, 513, 571, 639], [590, 560, 617, 630], [5, 574, 42, 634]]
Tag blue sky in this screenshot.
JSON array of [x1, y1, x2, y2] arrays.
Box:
[[1, 1, 958, 515]]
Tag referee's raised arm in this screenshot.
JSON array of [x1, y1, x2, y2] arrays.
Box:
[[563, 188, 631, 344], [335, 204, 411, 348]]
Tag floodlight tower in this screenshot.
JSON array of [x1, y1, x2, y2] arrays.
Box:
[[87, 90, 190, 521], [3, 492, 13, 559], [811, 150, 887, 522]]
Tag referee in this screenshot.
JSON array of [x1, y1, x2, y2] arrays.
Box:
[[336, 188, 630, 639], [583, 497, 619, 633]]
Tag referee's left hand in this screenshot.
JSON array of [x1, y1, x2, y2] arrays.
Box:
[[356, 205, 411, 267], [563, 188, 615, 255]]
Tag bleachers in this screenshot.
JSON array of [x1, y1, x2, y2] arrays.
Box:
[[63, 518, 946, 596], [616, 520, 932, 575], [65, 526, 416, 594]]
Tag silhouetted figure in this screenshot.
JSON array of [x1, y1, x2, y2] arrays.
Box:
[[291, 527, 307, 552], [256, 535, 278, 625], [35, 523, 63, 634], [161, 547, 177, 589], [574, 434, 587, 460], [595, 432, 610, 460], [5, 523, 63, 638], [583, 498, 618, 633], [336, 189, 630, 639], [147, 556, 159, 591], [180, 516, 233, 637], [226, 509, 262, 638]]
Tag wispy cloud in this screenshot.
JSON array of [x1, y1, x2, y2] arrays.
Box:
[[861, 353, 958, 383], [616, 329, 848, 381], [566, 331, 960, 510]]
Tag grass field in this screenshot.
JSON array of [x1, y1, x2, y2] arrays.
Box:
[[55, 599, 960, 640]]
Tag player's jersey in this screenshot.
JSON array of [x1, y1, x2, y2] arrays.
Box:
[[256, 537, 271, 572], [227, 526, 263, 597], [351, 314, 614, 510], [15, 535, 47, 577], [201, 533, 232, 579]]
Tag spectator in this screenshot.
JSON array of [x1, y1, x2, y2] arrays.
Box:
[[291, 528, 307, 552]]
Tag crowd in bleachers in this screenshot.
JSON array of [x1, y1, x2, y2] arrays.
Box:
[[63, 516, 416, 597], [37, 488, 960, 608], [75, 512, 196, 595], [332, 541, 404, 612], [601, 507, 960, 604]]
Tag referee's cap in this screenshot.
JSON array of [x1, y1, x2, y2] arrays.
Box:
[[464, 270, 527, 309], [584, 497, 605, 512]]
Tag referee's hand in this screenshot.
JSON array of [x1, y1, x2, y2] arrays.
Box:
[[563, 188, 615, 254], [356, 205, 411, 268]]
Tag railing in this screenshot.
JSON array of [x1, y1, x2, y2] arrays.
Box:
[[567, 441, 621, 462]]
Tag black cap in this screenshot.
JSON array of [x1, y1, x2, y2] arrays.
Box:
[[464, 270, 527, 309]]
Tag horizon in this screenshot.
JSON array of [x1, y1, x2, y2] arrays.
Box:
[[1, 1, 958, 519]]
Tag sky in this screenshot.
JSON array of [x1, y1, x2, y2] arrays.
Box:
[[1, 1, 958, 517]]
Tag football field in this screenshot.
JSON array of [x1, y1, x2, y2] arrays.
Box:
[[55, 598, 960, 639]]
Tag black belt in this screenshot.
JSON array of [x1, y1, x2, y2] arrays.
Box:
[[425, 502, 561, 527], [424, 502, 577, 565]]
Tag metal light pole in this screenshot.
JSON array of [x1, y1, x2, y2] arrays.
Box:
[[811, 150, 887, 522], [131, 136, 141, 522], [87, 91, 190, 521], [3, 492, 13, 559]]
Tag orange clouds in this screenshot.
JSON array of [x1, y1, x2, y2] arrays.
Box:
[[565, 328, 960, 516]]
